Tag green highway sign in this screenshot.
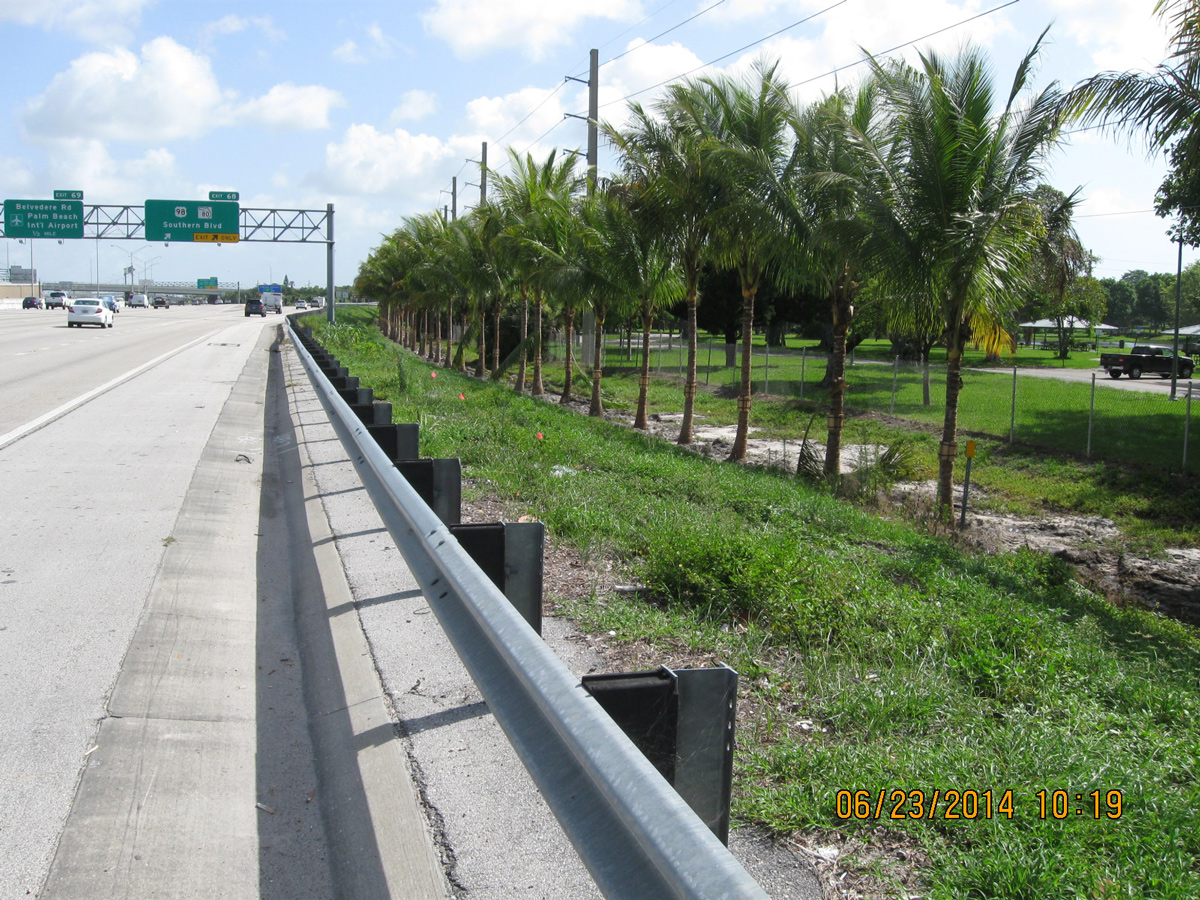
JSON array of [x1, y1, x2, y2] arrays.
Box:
[[4, 199, 85, 239], [197, 277, 218, 289], [145, 199, 239, 242], [208, 191, 239, 201], [54, 190, 83, 200]]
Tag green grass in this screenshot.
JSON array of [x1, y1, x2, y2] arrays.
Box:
[[587, 343, 1197, 472], [531, 343, 1200, 549], [306, 309, 1200, 900]]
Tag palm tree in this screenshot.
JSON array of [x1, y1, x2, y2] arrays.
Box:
[[767, 85, 884, 477], [576, 188, 682, 418], [493, 150, 584, 393], [606, 100, 717, 444], [851, 37, 1065, 516], [669, 59, 797, 462]]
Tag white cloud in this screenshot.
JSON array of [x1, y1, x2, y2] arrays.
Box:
[[333, 39, 365, 64], [465, 85, 571, 145], [22, 38, 228, 141], [315, 124, 457, 197], [198, 14, 285, 46], [0, 156, 35, 196], [392, 89, 438, 123], [35, 138, 177, 201], [1048, 0, 1171, 71], [235, 83, 345, 130], [22, 39, 344, 141], [0, 0, 153, 44], [423, 0, 641, 60], [333, 23, 395, 63]]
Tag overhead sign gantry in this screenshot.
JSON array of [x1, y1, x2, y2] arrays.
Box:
[[1, 190, 337, 322]]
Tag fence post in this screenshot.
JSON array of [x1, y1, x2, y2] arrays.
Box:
[[1185, 383, 1193, 473], [1009, 365, 1018, 443], [890, 356, 898, 415], [800, 347, 806, 401], [764, 341, 770, 395], [1087, 372, 1096, 459]]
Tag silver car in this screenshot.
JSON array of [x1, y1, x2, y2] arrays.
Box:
[[67, 298, 114, 328]]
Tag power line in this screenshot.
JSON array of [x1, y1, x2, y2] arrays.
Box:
[[600, 0, 851, 109], [1076, 208, 1159, 219], [590, 0, 688, 58], [793, 0, 1023, 87], [588, 0, 731, 74], [598, 0, 1023, 111]]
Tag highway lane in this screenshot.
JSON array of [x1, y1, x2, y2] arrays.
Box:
[[0, 313, 313, 898], [0, 303, 282, 437]]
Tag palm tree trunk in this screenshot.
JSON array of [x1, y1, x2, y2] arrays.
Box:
[[561, 303, 576, 404], [589, 310, 606, 417], [516, 287, 528, 393], [456, 312, 469, 372], [492, 304, 502, 375], [921, 350, 931, 406], [678, 285, 699, 444], [937, 349, 965, 518], [476, 309, 487, 378], [433, 306, 442, 364], [533, 293, 545, 395], [635, 303, 653, 429], [728, 283, 756, 462]]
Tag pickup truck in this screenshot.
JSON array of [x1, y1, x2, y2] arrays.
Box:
[[1099, 345, 1195, 379]]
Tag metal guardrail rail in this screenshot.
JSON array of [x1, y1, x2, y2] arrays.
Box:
[[288, 322, 770, 900]]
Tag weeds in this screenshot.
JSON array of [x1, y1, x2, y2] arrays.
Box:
[[310, 309, 1200, 900]]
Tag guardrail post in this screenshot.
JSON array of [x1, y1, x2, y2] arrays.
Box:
[[582, 666, 737, 844], [448, 522, 544, 634], [369, 423, 419, 462], [395, 458, 462, 526], [350, 399, 391, 427]]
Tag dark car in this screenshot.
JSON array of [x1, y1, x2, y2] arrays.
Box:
[[244, 299, 266, 317], [23, 296, 43, 309], [153, 296, 170, 309]]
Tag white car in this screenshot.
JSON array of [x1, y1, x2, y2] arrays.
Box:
[[295, 299, 308, 310], [128, 294, 149, 308], [67, 298, 114, 328]]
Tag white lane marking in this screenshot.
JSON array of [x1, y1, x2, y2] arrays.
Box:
[[0, 328, 227, 451]]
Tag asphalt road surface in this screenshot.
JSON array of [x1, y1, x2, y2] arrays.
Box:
[[0, 309, 336, 898], [979, 358, 1200, 395], [0, 305, 819, 899]]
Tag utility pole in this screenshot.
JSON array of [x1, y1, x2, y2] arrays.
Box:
[[587, 48, 598, 195], [452, 176, 458, 220], [480, 141, 488, 207], [566, 49, 600, 196]]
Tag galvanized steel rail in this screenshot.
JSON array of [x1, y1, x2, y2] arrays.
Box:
[[289, 323, 770, 900]]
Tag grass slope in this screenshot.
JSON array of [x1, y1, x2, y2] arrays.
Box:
[[308, 310, 1200, 900]]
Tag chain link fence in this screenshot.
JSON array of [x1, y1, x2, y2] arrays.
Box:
[[607, 338, 1198, 475]]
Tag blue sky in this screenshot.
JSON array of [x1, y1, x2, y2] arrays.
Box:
[[0, 0, 1192, 294]]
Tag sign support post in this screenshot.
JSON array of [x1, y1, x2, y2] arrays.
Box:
[[326, 203, 335, 325]]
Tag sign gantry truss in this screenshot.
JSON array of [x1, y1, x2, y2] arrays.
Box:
[[0, 205, 331, 243]]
